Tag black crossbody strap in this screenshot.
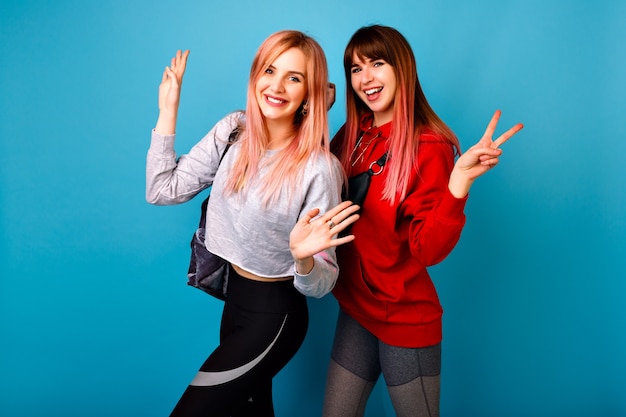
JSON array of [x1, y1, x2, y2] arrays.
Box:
[[366, 152, 388, 176]]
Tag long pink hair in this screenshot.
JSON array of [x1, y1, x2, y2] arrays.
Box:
[[337, 25, 460, 205], [224, 30, 332, 205]]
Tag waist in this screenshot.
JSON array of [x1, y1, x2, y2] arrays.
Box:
[[232, 264, 293, 282]]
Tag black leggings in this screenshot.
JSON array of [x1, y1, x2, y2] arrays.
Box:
[[170, 266, 308, 417]]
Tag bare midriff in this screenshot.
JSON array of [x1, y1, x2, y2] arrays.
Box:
[[232, 264, 293, 282]]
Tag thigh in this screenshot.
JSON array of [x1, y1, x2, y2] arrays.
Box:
[[330, 309, 381, 382], [202, 307, 308, 378], [379, 342, 441, 386], [172, 309, 307, 417], [171, 273, 309, 417], [213, 271, 309, 381], [380, 342, 441, 417], [323, 310, 381, 417]]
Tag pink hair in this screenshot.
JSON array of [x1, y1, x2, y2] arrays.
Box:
[[224, 30, 333, 205]]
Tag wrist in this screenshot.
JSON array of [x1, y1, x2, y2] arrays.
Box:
[[155, 111, 178, 136], [294, 258, 314, 275], [448, 170, 472, 198]]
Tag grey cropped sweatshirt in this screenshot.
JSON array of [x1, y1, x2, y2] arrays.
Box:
[[146, 111, 344, 298]]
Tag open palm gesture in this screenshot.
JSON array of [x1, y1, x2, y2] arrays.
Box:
[[290, 201, 360, 273], [158, 49, 190, 114]]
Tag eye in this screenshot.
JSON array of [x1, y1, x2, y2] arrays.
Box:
[[373, 60, 385, 68], [351, 66, 361, 74], [288, 75, 301, 83], [264, 68, 274, 74]]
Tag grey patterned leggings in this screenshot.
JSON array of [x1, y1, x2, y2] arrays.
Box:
[[322, 309, 441, 417]]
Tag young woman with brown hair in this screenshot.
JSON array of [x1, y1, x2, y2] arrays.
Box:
[[323, 25, 523, 417]]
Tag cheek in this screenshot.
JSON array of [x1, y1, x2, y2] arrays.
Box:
[[386, 74, 398, 93], [254, 89, 264, 105], [298, 85, 308, 102], [255, 76, 269, 92], [287, 87, 304, 104], [350, 76, 360, 93]]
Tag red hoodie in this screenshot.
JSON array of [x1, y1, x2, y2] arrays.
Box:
[[332, 115, 467, 348]]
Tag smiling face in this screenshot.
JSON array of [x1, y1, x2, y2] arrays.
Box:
[[255, 47, 308, 127], [350, 54, 397, 126]]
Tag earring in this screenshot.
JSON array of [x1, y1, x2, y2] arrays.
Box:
[[301, 101, 309, 116]]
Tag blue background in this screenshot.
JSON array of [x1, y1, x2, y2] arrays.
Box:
[[1, 0, 625, 416]]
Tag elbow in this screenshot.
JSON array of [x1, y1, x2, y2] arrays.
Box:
[[411, 243, 458, 267], [145, 190, 165, 206], [145, 191, 158, 205]]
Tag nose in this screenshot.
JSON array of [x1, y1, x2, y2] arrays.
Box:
[[360, 66, 373, 84], [270, 77, 285, 93]]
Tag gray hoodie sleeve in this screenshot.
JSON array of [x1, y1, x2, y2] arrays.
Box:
[[145, 112, 243, 205]]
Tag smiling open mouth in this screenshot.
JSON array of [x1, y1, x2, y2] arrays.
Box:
[[365, 87, 383, 96], [266, 96, 286, 104]]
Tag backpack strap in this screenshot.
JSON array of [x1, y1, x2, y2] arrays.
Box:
[[198, 127, 240, 228], [219, 127, 240, 164]]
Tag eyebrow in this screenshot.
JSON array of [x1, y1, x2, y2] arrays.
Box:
[[267, 64, 306, 79], [351, 57, 373, 66], [350, 59, 365, 67]]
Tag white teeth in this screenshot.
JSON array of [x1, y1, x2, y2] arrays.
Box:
[[267, 96, 285, 104], [365, 87, 383, 95]]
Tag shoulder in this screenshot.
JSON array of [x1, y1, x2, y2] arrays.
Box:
[[215, 111, 246, 136], [300, 152, 343, 204], [418, 129, 456, 161], [202, 111, 246, 152], [307, 151, 343, 172], [303, 152, 344, 189]]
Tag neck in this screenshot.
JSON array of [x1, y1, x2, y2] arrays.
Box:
[[373, 109, 393, 127], [266, 119, 296, 150]]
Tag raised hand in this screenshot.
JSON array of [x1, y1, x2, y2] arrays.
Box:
[[448, 110, 523, 198], [155, 50, 190, 135], [327, 83, 336, 110], [289, 201, 360, 274]]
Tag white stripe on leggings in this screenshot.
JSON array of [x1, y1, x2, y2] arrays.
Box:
[[189, 314, 288, 386]]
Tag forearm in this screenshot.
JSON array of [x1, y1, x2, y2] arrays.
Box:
[[448, 168, 474, 198], [145, 131, 206, 205], [408, 190, 467, 265], [154, 108, 178, 135]]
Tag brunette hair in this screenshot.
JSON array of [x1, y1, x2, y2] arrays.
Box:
[[339, 25, 460, 204], [225, 30, 332, 204]]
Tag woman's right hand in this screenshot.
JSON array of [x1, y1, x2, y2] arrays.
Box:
[[155, 50, 189, 135], [289, 201, 360, 275]]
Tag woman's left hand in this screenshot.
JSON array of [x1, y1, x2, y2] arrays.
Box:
[[449, 110, 523, 198], [289, 201, 360, 274]]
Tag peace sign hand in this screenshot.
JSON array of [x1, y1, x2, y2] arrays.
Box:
[[449, 110, 524, 198]]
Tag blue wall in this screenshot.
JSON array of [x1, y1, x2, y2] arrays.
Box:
[[1, 1, 625, 416]]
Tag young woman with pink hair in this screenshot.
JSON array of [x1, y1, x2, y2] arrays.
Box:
[[146, 30, 358, 417]]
